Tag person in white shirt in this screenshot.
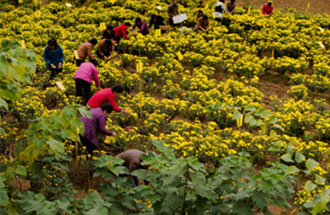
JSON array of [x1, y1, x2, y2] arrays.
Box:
[[214, 0, 226, 23]]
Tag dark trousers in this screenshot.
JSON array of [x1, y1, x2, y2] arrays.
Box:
[[80, 135, 97, 157], [96, 51, 110, 59], [76, 59, 85, 67], [50, 68, 62, 79], [75, 78, 91, 104]]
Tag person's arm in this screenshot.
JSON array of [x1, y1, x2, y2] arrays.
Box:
[[122, 28, 129, 40], [269, 7, 273, 16], [98, 115, 113, 136], [92, 66, 100, 88], [168, 5, 174, 17], [138, 22, 146, 33], [262, 5, 266, 15], [205, 20, 209, 31], [87, 44, 95, 59], [131, 23, 136, 32], [97, 41, 105, 58], [194, 18, 202, 31], [108, 95, 121, 112], [43, 47, 51, 65]]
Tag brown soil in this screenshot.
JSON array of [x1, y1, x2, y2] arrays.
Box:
[[238, 0, 330, 14]]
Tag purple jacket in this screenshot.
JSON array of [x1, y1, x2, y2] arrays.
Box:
[[74, 62, 100, 87], [132, 20, 149, 35], [80, 108, 113, 147]]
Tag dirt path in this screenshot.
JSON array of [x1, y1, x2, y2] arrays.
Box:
[[238, 0, 330, 14]]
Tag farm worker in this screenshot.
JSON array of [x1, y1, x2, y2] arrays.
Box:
[[149, 14, 166, 30], [96, 39, 114, 60], [194, 15, 210, 32], [262, 0, 273, 16], [214, 0, 226, 23], [113, 22, 132, 43], [74, 61, 100, 104], [132, 17, 150, 35], [80, 102, 116, 156], [76, 38, 98, 67], [196, 10, 204, 22], [102, 24, 114, 40], [87, 85, 130, 115], [43, 38, 64, 79], [168, 0, 179, 26], [116, 149, 148, 185], [226, 0, 236, 14]]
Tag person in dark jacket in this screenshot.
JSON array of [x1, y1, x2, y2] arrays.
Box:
[[149, 14, 166, 30], [80, 102, 116, 156], [43, 38, 64, 79], [168, 0, 179, 26], [102, 24, 114, 40], [226, 0, 236, 14], [116, 149, 149, 185], [96, 39, 114, 60]]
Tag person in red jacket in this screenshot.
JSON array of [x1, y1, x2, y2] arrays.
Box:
[[113, 22, 131, 43], [87, 85, 130, 115], [262, 0, 273, 16]]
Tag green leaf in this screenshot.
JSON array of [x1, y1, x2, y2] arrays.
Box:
[[244, 114, 257, 127], [244, 104, 257, 112], [269, 141, 282, 152], [47, 138, 64, 153], [0, 98, 8, 110], [15, 165, 27, 177], [78, 107, 91, 118], [255, 108, 272, 118], [285, 165, 300, 175], [233, 111, 242, 120], [306, 159, 319, 171], [315, 175, 325, 185], [281, 153, 294, 163], [294, 151, 305, 164], [194, 183, 217, 200], [304, 180, 316, 193], [0, 188, 9, 206]]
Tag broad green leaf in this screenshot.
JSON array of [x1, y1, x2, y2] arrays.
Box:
[[306, 159, 319, 171], [0, 98, 8, 110], [294, 151, 305, 164], [47, 138, 64, 153], [255, 108, 272, 118], [15, 165, 27, 177], [0, 188, 9, 206], [233, 111, 242, 120], [285, 165, 300, 175], [304, 180, 316, 193], [281, 153, 294, 163], [315, 175, 325, 185], [244, 104, 257, 112]]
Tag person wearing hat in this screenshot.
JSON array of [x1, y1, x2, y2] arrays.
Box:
[[262, 0, 274, 16]]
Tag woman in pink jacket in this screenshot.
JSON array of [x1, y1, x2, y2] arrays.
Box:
[[74, 61, 100, 104]]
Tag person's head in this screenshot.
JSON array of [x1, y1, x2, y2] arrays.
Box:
[[135, 17, 142, 26], [197, 10, 204, 17], [89, 38, 98, 46], [47, 38, 58, 50], [112, 85, 124, 96], [173, 0, 177, 4], [124, 22, 131, 27], [267, 0, 272, 6], [220, 0, 225, 3], [105, 39, 112, 46], [101, 102, 113, 115], [203, 15, 208, 20], [106, 24, 113, 32], [231, 0, 235, 3], [151, 14, 157, 22]]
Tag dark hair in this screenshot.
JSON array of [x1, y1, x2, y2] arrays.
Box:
[[151, 14, 156, 20], [135, 17, 141, 23], [89, 38, 98, 45], [89, 59, 98, 67], [101, 102, 113, 113], [112, 85, 124, 93], [197, 10, 203, 15], [105, 39, 112, 46], [106, 24, 113, 31], [203, 15, 208, 20], [47, 38, 58, 48], [268, 2, 272, 6], [124, 22, 131, 27]]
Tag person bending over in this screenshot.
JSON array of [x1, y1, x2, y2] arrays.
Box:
[[43, 38, 64, 79]]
